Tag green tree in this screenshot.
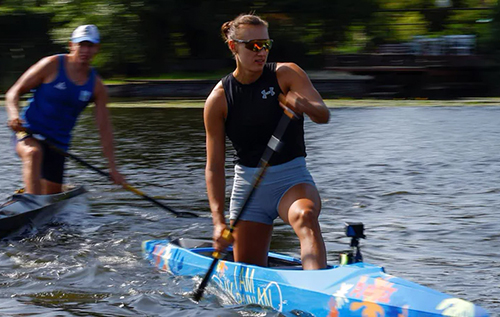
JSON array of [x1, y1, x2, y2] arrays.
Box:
[[47, 0, 147, 76]]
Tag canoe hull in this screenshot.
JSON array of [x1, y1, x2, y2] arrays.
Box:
[[0, 185, 87, 238], [143, 238, 489, 317]]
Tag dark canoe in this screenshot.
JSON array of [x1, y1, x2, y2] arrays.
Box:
[[0, 185, 87, 238]]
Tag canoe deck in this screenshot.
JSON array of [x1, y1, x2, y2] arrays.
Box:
[[0, 185, 87, 238]]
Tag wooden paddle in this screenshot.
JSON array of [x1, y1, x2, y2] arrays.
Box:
[[25, 130, 198, 218], [192, 106, 299, 301]]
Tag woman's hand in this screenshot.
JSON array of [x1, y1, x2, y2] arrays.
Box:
[[213, 222, 234, 253], [278, 91, 306, 116]]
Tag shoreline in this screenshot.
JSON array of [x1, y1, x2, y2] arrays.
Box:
[[105, 99, 500, 108]]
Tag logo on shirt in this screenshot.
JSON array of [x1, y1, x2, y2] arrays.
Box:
[[79, 90, 92, 102], [54, 82, 67, 90], [261, 87, 275, 99]]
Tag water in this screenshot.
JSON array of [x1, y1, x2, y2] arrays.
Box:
[[0, 104, 498, 316]]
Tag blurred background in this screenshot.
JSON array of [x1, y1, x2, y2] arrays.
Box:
[[1, 2, 500, 315], [1, 0, 499, 98]]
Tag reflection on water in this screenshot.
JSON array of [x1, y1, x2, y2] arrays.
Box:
[[0, 104, 499, 315]]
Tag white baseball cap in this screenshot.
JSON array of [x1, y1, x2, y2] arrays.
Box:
[[71, 24, 100, 44]]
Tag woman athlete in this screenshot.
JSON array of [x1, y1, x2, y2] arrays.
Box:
[[204, 14, 330, 269]]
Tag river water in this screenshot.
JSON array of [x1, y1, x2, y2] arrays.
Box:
[[0, 104, 498, 316]]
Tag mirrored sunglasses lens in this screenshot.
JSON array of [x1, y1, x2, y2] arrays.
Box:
[[248, 40, 272, 52]]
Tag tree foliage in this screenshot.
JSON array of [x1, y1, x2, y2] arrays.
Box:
[[0, 0, 498, 82]]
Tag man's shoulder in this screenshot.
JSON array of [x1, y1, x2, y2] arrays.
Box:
[[26, 55, 61, 82], [33, 55, 59, 70], [40, 54, 63, 65], [93, 75, 107, 96]]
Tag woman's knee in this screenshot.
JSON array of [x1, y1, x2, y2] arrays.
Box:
[[279, 183, 321, 221], [289, 206, 320, 228]]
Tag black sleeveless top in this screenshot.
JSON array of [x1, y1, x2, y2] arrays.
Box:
[[222, 63, 306, 167]]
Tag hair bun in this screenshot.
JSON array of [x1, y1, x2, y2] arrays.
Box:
[[220, 14, 268, 43], [221, 21, 232, 41]]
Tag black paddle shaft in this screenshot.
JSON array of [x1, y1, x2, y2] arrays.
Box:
[[231, 110, 295, 228], [27, 131, 198, 218], [193, 108, 298, 302]]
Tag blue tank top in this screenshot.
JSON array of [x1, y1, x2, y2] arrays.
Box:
[[21, 54, 96, 150]]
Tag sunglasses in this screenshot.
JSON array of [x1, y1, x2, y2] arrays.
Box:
[[233, 39, 273, 52]]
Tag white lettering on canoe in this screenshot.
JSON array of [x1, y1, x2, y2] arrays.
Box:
[[213, 265, 284, 311], [258, 281, 283, 311], [239, 266, 255, 293]]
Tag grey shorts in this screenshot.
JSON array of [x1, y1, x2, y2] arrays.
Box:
[[229, 157, 316, 225]]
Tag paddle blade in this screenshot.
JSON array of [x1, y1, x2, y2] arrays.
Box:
[[192, 255, 220, 301], [192, 288, 204, 302]]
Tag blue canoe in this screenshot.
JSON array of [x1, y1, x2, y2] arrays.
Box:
[[143, 232, 489, 316]]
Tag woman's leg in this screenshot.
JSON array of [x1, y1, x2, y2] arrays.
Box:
[[40, 179, 63, 195], [278, 183, 327, 270], [231, 220, 273, 267]]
